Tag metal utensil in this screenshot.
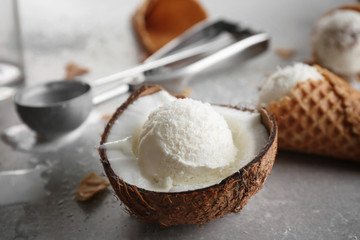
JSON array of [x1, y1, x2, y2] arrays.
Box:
[[136, 19, 270, 91], [13, 81, 131, 139], [14, 81, 93, 138], [13, 31, 213, 138], [14, 19, 270, 139], [12, 41, 211, 138], [93, 19, 269, 88]]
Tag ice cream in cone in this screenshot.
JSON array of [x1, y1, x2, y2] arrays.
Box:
[[132, 0, 207, 55], [259, 63, 360, 161], [313, 4, 360, 78]]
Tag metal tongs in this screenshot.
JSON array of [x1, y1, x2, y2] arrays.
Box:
[[92, 19, 270, 103]]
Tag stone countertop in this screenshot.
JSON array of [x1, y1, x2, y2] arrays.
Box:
[[0, 0, 359, 239]]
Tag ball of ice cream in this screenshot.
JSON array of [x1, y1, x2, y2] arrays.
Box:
[[259, 63, 324, 105], [137, 98, 237, 188], [313, 9, 360, 76]]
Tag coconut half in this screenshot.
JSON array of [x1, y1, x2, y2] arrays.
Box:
[[132, 0, 207, 55], [99, 85, 277, 226]]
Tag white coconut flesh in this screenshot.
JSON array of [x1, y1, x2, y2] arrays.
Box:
[[101, 90, 268, 192]]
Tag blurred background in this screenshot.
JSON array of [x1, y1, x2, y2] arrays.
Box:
[[16, 0, 345, 97]]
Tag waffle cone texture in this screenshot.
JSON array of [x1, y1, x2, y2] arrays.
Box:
[[267, 65, 360, 161]]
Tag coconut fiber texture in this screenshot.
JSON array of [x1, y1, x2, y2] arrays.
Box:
[[99, 85, 278, 226], [267, 65, 360, 161]]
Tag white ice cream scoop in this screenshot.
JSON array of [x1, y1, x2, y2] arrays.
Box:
[[102, 89, 268, 192], [258, 63, 324, 105], [313, 8, 360, 76], [137, 98, 238, 188]]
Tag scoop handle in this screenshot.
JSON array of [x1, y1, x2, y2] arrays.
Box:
[[89, 40, 220, 88], [92, 84, 129, 105]]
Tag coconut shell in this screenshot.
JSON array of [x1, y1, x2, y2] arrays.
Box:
[[99, 85, 278, 226], [132, 0, 207, 55]]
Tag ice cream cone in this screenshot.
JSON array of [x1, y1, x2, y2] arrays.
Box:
[[267, 65, 360, 161], [132, 0, 207, 55], [312, 4, 360, 78]]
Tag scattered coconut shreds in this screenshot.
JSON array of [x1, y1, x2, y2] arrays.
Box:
[[65, 62, 89, 80], [275, 48, 296, 60], [101, 114, 113, 121], [264, 72, 272, 78], [304, 59, 317, 65], [352, 75, 360, 82], [75, 172, 110, 201], [181, 87, 193, 97]]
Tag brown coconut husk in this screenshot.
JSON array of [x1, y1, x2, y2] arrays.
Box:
[[132, 0, 207, 55], [99, 84, 278, 226]]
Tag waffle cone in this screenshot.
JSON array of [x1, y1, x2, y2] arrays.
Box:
[[267, 65, 360, 161]]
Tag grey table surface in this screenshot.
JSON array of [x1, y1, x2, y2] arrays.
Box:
[[1, 0, 360, 239]]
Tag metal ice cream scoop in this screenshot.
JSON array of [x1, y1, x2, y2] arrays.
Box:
[[14, 19, 270, 139]]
